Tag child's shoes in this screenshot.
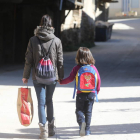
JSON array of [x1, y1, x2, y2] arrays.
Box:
[[85, 130, 91, 136], [79, 122, 86, 136]]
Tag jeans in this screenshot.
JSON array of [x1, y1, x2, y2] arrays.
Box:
[[33, 80, 57, 125], [76, 92, 95, 130]]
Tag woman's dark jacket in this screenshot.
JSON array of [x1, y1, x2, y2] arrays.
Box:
[[23, 26, 64, 81]]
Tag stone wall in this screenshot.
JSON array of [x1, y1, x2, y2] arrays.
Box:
[[61, 0, 96, 51]]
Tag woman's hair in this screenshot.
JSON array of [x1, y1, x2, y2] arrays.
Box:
[[40, 14, 53, 27], [75, 47, 95, 65]]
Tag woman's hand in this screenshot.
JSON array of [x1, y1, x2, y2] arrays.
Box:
[[58, 79, 62, 85], [22, 78, 28, 84]]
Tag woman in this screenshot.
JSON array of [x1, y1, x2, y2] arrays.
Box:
[[22, 14, 64, 139]]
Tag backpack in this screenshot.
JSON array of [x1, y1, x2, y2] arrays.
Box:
[[35, 37, 56, 85], [73, 65, 98, 101]]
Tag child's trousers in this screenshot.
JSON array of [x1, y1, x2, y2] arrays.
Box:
[[76, 92, 95, 130]]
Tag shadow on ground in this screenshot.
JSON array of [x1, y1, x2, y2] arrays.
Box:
[[56, 97, 140, 103], [0, 123, 140, 139]]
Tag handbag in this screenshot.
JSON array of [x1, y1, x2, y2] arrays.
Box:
[[17, 86, 33, 126]]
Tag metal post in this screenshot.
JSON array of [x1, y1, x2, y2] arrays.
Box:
[[59, 0, 63, 10]]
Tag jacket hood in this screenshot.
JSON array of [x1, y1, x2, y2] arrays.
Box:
[[34, 26, 55, 41]]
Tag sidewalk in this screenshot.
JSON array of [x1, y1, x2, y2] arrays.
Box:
[[0, 18, 140, 140]]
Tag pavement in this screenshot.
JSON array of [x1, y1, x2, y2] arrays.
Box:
[[0, 18, 140, 140]]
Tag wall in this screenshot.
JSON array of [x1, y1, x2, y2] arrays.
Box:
[[131, 0, 140, 15], [0, 3, 59, 64], [61, 0, 96, 51], [0, 5, 15, 64], [18, 5, 51, 63], [109, 0, 122, 18], [109, 0, 140, 18], [96, 2, 110, 21]]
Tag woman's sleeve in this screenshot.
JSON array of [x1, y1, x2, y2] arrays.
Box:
[[57, 40, 64, 80], [23, 40, 33, 79]]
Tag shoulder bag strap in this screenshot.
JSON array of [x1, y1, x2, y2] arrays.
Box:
[[36, 36, 55, 57]]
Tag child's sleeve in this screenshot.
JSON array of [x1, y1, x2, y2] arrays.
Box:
[[94, 66, 101, 94], [60, 65, 79, 84]]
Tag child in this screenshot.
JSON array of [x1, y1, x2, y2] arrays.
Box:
[[59, 47, 101, 136]]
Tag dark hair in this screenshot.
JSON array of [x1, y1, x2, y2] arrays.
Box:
[[75, 47, 95, 65], [40, 14, 53, 27]]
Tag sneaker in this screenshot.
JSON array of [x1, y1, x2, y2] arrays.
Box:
[[85, 130, 91, 136], [79, 122, 86, 136]]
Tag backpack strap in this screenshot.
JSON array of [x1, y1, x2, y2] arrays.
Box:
[[73, 81, 76, 99], [95, 91, 98, 102], [95, 72, 98, 102], [36, 36, 54, 57]]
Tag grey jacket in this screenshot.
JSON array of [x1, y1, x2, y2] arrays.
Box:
[[23, 26, 64, 81]]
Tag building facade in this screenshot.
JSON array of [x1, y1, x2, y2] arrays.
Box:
[[61, 0, 96, 51], [0, 0, 62, 64], [109, 0, 140, 18], [0, 0, 85, 64], [0, 0, 112, 64]]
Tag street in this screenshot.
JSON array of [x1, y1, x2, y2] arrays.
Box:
[[0, 18, 140, 140]]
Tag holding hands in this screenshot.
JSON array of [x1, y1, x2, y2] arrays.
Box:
[[22, 78, 62, 84], [58, 79, 62, 85]]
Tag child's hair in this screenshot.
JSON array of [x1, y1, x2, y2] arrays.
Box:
[[75, 47, 95, 65]]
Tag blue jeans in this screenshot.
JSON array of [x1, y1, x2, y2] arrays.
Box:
[[76, 92, 95, 130], [33, 80, 57, 125]]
